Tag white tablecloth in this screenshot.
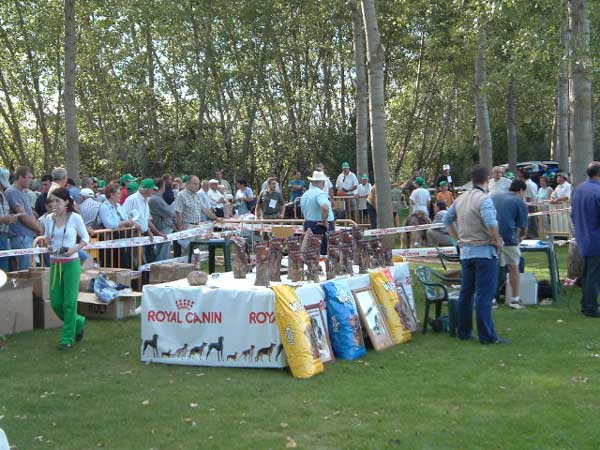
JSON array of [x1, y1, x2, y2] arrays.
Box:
[[141, 263, 414, 368]]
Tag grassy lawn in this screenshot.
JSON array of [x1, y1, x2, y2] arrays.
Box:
[[1, 248, 600, 450]]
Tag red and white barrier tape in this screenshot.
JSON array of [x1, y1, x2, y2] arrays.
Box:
[[392, 246, 457, 258]]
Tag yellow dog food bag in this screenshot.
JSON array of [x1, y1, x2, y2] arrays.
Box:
[[273, 285, 324, 379], [369, 270, 412, 344]]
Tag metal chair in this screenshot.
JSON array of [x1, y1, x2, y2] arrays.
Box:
[[415, 266, 461, 335]]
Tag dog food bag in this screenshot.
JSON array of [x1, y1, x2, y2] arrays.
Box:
[[382, 268, 420, 332], [322, 279, 367, 360], [273, 285, 324, 379], [370, 270, 412, 344]]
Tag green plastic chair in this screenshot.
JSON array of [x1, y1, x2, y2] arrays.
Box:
[[415, 266, 461, 335]]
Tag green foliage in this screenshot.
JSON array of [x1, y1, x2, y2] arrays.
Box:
[[0, 0, 598, 187]]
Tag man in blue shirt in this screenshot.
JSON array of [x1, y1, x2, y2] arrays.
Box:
[[444, 165, 510, 344], [300, 171, 334, 255], [492, 180, 528, 309], [288, 171, 305, 202], [571, 161, 600, 318]]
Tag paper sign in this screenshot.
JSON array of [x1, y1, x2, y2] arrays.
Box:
[[268, 199, 278, 209]]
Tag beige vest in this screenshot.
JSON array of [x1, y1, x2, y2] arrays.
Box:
[[453, 188, 493, 245]]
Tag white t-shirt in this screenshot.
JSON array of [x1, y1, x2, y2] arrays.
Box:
[[489, 177, 511, 196], [410, 187, 431, 214], [552, 181, 572, 201], [356, 183, 372, 210], [525, 179, 538, 201], [335, 171, 359, 195], [44, 213, 89, 260], [208, 189, 225, 208], [123, 191, 150, 232]]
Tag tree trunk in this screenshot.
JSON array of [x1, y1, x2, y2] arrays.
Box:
[[474, 16, 493, 169], [557, 10, 570, 172], [64, 0, 80, 183], [361, 0, 393, 232], [352, 0, 369, 179], [568, 0, 593, 187], [506, 77, 518, 172]]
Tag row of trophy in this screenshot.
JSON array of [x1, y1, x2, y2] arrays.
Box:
[[229, 226, 393, 286]]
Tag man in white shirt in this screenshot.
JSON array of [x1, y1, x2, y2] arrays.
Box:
[[335, 162, 358, 196], [551, 173, 572, 203], [208, 179, 226, 217], [409, 177, 431, 215], [197, 179, 217, 221], [356, 174, 372, 220], [315, 163, 334, 199], [123, 178, 166, 263], [488, 166, 512, 196]]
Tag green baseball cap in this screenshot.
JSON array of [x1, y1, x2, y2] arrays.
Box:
[[342, 162, 350, 169], [127, 181, 139, 193], [182, 175, 191, 183], [98, 179, 107, 189], [120, 173, 136, 185], [415, 176, 426, 187], [438, 180, 447, 187], [505, 171, 516, 180], [140, 178, 158, 190], [361, 173, 369, 180]]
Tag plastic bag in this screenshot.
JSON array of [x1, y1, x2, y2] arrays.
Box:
[[322, 279, 367, 360], [370, 270, 412, 344], [273, 285, 324, 379], [93, 273, 131, 304]]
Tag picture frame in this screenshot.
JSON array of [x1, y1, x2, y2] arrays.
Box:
[[395, 282, 420, 333], [352, 287, 394, 351], [305, 304, 335, 364]]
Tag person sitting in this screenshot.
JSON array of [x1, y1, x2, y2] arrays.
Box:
[[427, 201, 453, 247]]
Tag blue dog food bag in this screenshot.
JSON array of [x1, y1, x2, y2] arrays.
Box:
[[322, 279, 367, 360]]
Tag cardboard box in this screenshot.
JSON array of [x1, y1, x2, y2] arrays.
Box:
[[149, 262, 195, 284], [79, 268, 132, 292], [8, 267, 51, 300], [33, 298, 63, 329], [0, 279, 34, 336], [78, 292, 141, 320]]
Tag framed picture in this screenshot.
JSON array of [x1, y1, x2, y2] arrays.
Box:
[[305, 304, 335, 364], [395, 283, 420, 332], [352, 287, 394, 351]]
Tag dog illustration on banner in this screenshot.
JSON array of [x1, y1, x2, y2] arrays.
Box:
[[255, 343, 276, 362], [206, 337, 224, 361], [226, 352, 238, 361], [161, 349, 172, 358], [188, 342, 208, 359], [275, 343, 284, 361], [241, 345, 255, 361], [143, 334, 159, 358], [175, 343, 188, 358]]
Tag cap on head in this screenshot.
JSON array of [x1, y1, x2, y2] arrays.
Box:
[[80, 188, 95, 197], [127, 181, 139, 193], [341, 162, 350, 169], [120, 173, 136, 185], [182, 175, 190, 183], [361, 173, 369, 180], [307, 171, 328, 182], [140, 178, 158, 190], [415, 177, 426, 186], [438, 180, 447, 187]]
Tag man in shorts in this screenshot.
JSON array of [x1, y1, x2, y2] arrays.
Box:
[[492, 179, 529, 309]]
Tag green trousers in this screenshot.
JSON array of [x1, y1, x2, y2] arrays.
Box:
[[50, 259, 86, 345]]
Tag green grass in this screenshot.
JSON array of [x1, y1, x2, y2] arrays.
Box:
[[2, 248, 600, 450]]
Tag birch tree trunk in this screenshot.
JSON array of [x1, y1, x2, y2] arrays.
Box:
[[64, 0, 80, 183], [361, 0, 393, 231], [474, 16, 493, 169], [352, 0, 369, 179], [557, 10, 570, 173], [568, 0, 593, 186], [506, 77, 517, 172]]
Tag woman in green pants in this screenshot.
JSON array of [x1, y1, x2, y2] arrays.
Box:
[[43, 188, 90, 350]]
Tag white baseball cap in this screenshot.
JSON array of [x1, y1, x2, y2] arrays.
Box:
[[80, 188, 95, 197]]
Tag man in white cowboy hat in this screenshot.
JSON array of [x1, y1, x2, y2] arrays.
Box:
[[300, 170, 334, 255]]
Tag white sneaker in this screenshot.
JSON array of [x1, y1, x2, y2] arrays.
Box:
[[508, 301, 525, 310], [492, 300, 499, 310]]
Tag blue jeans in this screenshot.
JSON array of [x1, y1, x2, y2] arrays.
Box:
[[303, 221, 335, 255], [458, 257, 499, 343], [10, 235, 35, 270], [0, 234, 9, 272], [154, 228, 173, 262]]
